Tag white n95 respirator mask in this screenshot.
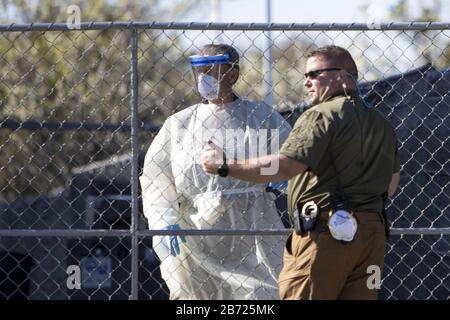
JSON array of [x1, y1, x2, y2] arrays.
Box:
[[327, 210, 358, 242], [197, 73, 219, 100]]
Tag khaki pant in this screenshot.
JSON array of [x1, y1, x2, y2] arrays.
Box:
[[278, 211, 386, 300]]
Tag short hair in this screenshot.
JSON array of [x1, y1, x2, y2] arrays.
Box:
[[200, 44, 240, 71], [305, 45, 358, 79]]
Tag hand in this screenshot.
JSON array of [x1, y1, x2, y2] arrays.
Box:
[[164, 224, 186, 257], [200, 140, 224, 175]]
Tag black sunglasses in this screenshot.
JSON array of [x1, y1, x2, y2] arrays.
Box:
[[304, 68, 342, 79]]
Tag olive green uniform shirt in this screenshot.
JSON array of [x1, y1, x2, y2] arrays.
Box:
[[280, 95, 400, 216]]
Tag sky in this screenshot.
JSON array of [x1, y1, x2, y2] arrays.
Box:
[[181, 0, 450, 23]]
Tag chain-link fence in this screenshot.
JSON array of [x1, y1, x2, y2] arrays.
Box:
[[0, 22, 448, 300]]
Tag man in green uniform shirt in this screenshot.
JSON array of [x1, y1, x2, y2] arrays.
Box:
[[201, 45, 400, 299]]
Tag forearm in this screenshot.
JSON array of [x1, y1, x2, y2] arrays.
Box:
[[228, 154, 294, 184], [388, 172, 400, 198]]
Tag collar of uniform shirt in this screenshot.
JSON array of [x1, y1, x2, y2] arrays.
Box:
[[323, 90, 357, 103]]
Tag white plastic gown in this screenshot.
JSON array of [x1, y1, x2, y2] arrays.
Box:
[[140, 98, 291, 300]]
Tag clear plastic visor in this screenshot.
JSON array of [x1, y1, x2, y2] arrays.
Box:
[[188, 54, 231, 98]]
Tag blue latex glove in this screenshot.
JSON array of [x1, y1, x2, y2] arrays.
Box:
[[165, 224, 186, 257], [267, 180, 288, 191]]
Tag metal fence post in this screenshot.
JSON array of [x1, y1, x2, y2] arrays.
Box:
[[130, 28, 139, 300]]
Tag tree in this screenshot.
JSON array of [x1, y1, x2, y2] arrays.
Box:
[[0, 0, 201, 201], [388, 0, 450, 69]]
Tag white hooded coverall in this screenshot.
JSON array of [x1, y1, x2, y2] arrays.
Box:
[[140, 98, 291, 299]]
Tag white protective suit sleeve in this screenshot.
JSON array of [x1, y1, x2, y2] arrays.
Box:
[[140, 118, 180, 231]]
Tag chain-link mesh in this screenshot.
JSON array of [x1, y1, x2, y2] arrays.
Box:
[[0, 22, 448, 300]]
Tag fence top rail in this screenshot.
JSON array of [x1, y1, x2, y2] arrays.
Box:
[[0, 21, 450, 32]]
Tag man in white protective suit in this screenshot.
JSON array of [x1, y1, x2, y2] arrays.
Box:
[[140, 43, 291, 300]]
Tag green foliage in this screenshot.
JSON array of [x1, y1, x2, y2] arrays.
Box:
[[388, 0, 450, 68]]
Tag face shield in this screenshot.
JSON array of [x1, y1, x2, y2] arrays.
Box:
[[188, 54, 231, 101]]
